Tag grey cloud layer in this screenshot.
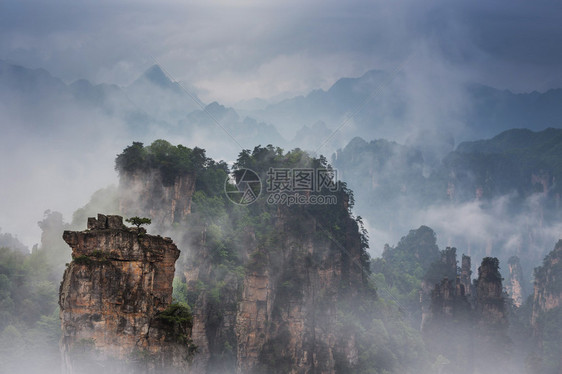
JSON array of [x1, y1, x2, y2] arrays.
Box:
[[2, 0, 562, 102]]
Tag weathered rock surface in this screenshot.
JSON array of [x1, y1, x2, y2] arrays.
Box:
[[183, 213, 367, 374], [506, 256, 525, 308], [475, 257, 507, 326], [530, 240, 562, 373], [460, 254, 472, 297], [119, 170, 196, 230], [532, 240, 562, 327], [59, 214, 190, 373], [115, 155, 371, 373], [423, 254, 510, 373]]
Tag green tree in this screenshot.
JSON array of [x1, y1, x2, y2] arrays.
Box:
[[125, 217, 152, 229], [115, 141, 147, 173]]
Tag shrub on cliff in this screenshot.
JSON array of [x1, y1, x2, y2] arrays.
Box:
[[155, 302, 193, 344]]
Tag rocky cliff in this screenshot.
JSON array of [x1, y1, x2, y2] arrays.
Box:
[[460, 254, 472, 297], [59, 214, 193, 373], [110, 143, 377, 373], [506, 256, 525, 308], [474, 257, 511, 372], [119, 170, 196, 230], [423, 254, 511, 373], [475, 257, 507, 327], [183, 210, 368, 374], [532, 240, 562, 326], [530, 240, 562, 373]]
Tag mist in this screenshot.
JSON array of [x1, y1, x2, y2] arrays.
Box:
[[1, 0, 562, 373], [2, 0, 562, 246]]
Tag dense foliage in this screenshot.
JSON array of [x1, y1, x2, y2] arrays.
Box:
[[371, 226, 441, 320], [155, 302, 194, 345], [115, 140, 208, 185]]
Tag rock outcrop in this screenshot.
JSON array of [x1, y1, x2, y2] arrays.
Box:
[[532, 240, 562, 327], [473, 257, 511, 372], [529, 241, 562, 373], [119, 170, 196, 230], [423, 254, 510, 373], [475, 257, 507, 326], [183, 213, 367, 374], [461, 254, 472, 296], [59, 214, 192, 373], [112, 143, 374, 373], [422, 251, 473, 374], [506, 256, 525, 308]]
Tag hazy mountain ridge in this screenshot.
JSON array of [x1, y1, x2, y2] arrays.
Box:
[[249, 69, 407, 144], [467, 84, 562, 138], [246, 68, 562, 154], [3, 59, 561, 163], [0, 60, 285, 153], [447, 127, 562, 197], [456, 127, 562, 155], [333, 128, 562, 289]]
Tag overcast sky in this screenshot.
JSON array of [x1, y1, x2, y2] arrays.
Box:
[[2, 0, 562, 104]]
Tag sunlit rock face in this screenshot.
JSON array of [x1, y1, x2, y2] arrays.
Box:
[[59, 214, 190, 374]]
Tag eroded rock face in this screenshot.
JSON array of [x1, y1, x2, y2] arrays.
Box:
[[235, 234, 362, 374], [476, 257, 507, 326], [530, 241, 562, 372], [119, 170, 196, 230], [184, 213, 366, 374], [114, 159, 370, 373], [423, 255, 511, 373], [506, 256, 525, 308], [59, 214, 189, 373], [460, 255, 472, 297], [532, 240, 562, 327]]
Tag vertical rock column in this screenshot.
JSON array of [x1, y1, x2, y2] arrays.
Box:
[[474, 257, 510, 372], [506, 256, 524, 308], [461, 255, 472, 296], [59, 214, 189, 373]]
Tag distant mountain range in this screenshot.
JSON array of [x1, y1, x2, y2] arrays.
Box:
[[2, 59, 562, 158], [247, 69, 562, 154], [333, 128, 562, 276], [0, 61, 285, 159]]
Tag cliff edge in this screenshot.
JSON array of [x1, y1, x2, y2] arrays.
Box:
[[59, 214, 192, 373]]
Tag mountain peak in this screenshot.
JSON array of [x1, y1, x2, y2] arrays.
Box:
[[141, 64, 173, 87]]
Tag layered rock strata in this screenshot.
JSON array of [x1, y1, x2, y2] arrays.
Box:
[[59, 214, 190, 373]]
